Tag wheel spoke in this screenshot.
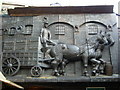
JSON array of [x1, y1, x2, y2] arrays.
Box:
[[34, 72, 37, 75], [12, 61, 18, 65], [5, 68, 9, 74], [32, 70, 36, 75], [10, 67, 14, 73], [32, 68, 35, 71], [34, 68, 36, 71], [35, 67, 37, 70], [12, 67, 17, 71], [8, 68, 11, 75], [32, 70, 36, 74], [3, 67, 8, 72], [6, 59, 10, 64], [36, 71, 40, 75], [12, 64, 18, 67], [2, 64, 6, 67], [3, 61, 7, 65], [9, 58, 12, 63]]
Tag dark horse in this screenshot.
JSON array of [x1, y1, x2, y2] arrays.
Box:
[[48, 31, 115, 76]]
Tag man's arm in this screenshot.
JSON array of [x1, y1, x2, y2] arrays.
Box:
[[48, 30, 51, 40]]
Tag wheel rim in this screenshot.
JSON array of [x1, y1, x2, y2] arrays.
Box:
[[31, 65, 42, 77], [2, 56, 20, 76]]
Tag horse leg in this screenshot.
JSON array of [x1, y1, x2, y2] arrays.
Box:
[[51, 60, 60, 76], [99, 58, 106, 74], [90, 58, 101, 76], [59, 59, 67, 76], [83, 56, 89, 76], [49, 44, 64, 76]]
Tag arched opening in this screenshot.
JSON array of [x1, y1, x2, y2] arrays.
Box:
[[48, 22, 74, 44], [80, 21, 107, 29], [24, 25, 33, 35], [9, 27, 16, 35]]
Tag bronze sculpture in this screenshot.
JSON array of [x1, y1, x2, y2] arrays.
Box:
[[31, 26, 115, 76], [48, 31, 114, 76]]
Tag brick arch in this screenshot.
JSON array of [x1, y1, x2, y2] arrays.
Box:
[[48, 22, 74, 28], [80, 21, 107, 29]]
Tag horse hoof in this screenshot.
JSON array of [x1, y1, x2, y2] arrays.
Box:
[[60, 72, 66, 76], [100, 70, 104, 74], [96, 73, 99, 76], [92, 72, 95, 76], [59, 70, 65, 75], [92, 70, 99, 76], [83, 72, 89, 76], [56, 73, 60, 76], [85, 73, 89, 77], [53, 72, 60, 76]]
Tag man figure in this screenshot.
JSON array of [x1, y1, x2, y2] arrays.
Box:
[[40, 17, 55, 48], [40, 17, 56, 58]]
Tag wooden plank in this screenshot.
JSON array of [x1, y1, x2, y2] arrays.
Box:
[[8, 5, 113, 16], [0, 72, 24, 89]]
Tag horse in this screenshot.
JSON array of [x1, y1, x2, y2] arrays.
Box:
[[47, 31, 115, 76]]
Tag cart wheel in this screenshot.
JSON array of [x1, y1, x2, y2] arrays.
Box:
[[2, 56, 20, 76], [31, 65, 42, 77]]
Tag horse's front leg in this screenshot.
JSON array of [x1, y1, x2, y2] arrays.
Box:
[[90, 58, 101, 76], [59, 59, 67, 76], [83, 55, 89, 76], [99, 58, 106, 74], [51, 60, 60, 76]]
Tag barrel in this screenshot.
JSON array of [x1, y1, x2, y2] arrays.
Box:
[[105, 62, 113, 76]]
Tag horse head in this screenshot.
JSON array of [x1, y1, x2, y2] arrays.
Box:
[[98, 31, 115, 46], [106, 33, 115, 46], [94, 31, 115, 51]]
